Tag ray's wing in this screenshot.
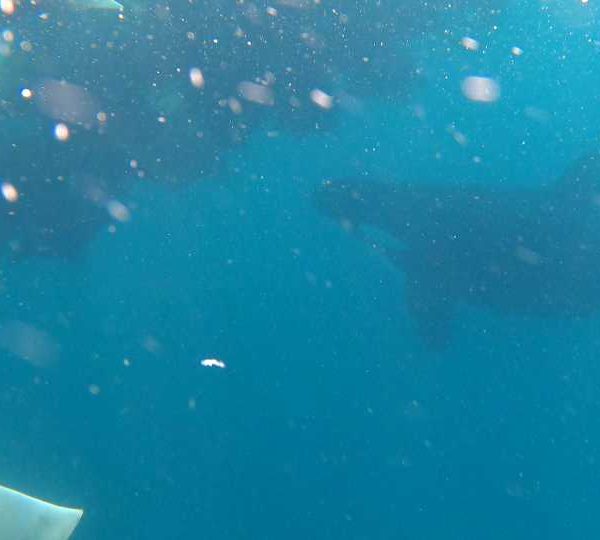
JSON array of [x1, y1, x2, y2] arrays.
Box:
[[0, 484, 83, 540]]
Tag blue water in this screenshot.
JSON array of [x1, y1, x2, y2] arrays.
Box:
[[2, 1, 600, 539]]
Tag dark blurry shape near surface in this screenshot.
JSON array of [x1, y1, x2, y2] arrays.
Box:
[[0, 0, 506, 259], [315, 152, 600, 348], [0, 130, 133, 259]]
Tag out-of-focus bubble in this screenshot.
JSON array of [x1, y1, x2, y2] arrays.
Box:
[[511, 46, 523, 56], [461, 76, 500, 103], [515, 245, 542, 265], [36, 79, 101, 126], [238, 81, 274, 106], [1, 182, 18, 202], [0, 321, 60, 367], [310, 88, 333, 109], [460, 36, 479, 51], [88, 384, 101, 395], [142, 335, 162, 354], [106, 199, 131, 222], [300, 30, 325, 49], [189, 67, 205, 89], [447, 124, 468, 146], [1, 0, 15, 16], [2, 29, 14, 42], [21, 88, 33, 100], [19, 40, 32, 52], [266, 6, 277, 16], [524, 106, 550, 123], [228, 97, 243, 114], [54, 122, 70, 142]]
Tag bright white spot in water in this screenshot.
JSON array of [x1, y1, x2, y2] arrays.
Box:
[[189, 67, 205, 88], [460, 36, 479, 51], [1, 0, 15, 16], [1, 182, 18, 202], [310, 88, 334, 109], [54, 123, 70, 141], [201, 358, 226, 369]]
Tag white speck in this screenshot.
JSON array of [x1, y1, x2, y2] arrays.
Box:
[[460, 36, 479, 51], [201, 358, 226, 369], [189, 67, 205, 89], [54, 122, 70, 141], [310, 88, 334, 109], [1, 182, 18, 202]]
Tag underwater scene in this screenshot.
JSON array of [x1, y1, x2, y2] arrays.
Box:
[[1, 0, 600, 538]]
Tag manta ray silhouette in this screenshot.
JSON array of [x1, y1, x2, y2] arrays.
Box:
[[314, 153, 600, 348]]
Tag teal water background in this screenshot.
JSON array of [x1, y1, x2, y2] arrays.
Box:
[[2, 1, 600, 539]]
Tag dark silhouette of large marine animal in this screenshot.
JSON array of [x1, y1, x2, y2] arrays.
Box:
[[314, 153, 600, 348]]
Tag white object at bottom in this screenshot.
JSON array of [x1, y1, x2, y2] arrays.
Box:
[[0, 484, 83, 540]]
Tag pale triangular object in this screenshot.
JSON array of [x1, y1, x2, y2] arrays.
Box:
[[0, 484, 83, 540], [68, 0, 123, 10]]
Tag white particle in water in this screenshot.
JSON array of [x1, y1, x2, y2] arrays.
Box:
[[54, 123, 70, 142], [189, 67, 205, 89], [1, 182, 18, 202], [201, 358, 226, 369]]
